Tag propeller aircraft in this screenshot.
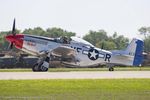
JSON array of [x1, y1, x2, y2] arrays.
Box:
[[5, 19, 144, 71]]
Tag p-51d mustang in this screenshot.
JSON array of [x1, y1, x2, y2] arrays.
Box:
[[5, 19, 144, 71]]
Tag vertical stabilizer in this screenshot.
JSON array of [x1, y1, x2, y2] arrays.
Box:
[[125, 38, 144, 66]]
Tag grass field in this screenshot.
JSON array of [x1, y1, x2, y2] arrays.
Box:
[[0, 67, 150, 72], [0, 79, 150, 100]]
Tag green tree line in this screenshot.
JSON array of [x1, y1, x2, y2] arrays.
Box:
[[138, 27, 150, 52], [83, 30, 129, 50]]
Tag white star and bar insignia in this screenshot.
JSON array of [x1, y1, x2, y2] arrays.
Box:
[[88, 48, 99, 60]]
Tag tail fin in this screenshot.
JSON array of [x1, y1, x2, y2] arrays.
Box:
[[125, 38, 144, 66]]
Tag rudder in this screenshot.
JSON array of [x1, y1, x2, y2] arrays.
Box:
[[125, 38, 144, 66], [133, 39, 144, 66]]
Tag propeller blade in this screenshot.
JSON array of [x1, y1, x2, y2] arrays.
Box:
[[12, 18, 16, 36], [101, 42, 104, 49], [8, 42, 13, 50]]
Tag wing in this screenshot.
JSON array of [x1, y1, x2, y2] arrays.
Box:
[[51, 46, 76, 58]]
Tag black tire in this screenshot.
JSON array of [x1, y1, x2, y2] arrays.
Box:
[[32, 63, 48, 72], [109, 67, 114, 71], [32, 63, 40, 72]]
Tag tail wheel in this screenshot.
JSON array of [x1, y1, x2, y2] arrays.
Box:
[[109, 67, 114, 71]]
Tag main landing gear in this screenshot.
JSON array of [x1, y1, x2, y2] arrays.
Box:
[[32, 62, 48, 72], [32, 53, 51, 72]]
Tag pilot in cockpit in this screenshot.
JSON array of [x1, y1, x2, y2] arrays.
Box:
[[60, 36, 71, 44]]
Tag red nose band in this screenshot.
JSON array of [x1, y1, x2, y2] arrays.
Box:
[[5, 34, 24, 49]]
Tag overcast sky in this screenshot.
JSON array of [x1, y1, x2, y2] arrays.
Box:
[[0, 0, 150, 38]]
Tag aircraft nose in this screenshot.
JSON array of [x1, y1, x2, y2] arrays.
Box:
[[5, 35, 15, 42], [5, 34, 24, 49]]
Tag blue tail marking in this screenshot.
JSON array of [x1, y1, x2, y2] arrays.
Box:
[[133, 40, 144, 66]]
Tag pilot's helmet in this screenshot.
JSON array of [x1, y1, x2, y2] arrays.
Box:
[[63, 36, 68, 43], [60, 36, 68, 43]]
